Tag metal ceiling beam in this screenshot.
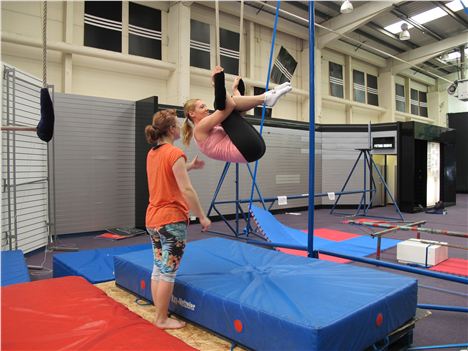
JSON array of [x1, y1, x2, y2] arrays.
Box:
[[433, 1, 468, 28], [286, 1, 452, 75], [353, 29, 406, 53], [365, 22, 418, 49], [315, 1, 420, 49], [391, 5, 444, 41], [386, 31, 468, 73], [311, 6, 406, 53], [317, 1, 397, 48]]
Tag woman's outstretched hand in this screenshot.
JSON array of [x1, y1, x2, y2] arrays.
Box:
[[187, 155, 205, 171]]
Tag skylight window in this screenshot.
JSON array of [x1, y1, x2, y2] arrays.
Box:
[[446, 48, 468, 61], [446, 0, 468, 12], [384, 0, 467, 35], [412, 7, 446, 25]]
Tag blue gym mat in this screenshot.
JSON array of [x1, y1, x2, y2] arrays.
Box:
[[250, 205, 400, 256], [53, 243, 151, 284], [114, 238, 417, 351], [1, 250, 30, 287]]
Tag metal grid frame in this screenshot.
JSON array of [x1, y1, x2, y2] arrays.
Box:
[[1, 65, 53, 253]]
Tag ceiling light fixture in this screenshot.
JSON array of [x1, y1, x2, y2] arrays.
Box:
[[340, 0, 353, 14], [399, 23, 410, 41]]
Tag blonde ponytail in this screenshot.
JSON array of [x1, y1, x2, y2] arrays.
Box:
[[182, 99, 199, 146]]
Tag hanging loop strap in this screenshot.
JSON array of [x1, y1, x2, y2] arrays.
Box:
[[42, 0, 47, 88]]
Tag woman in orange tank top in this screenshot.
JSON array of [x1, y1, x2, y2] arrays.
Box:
[[145, 109, 211, 330]]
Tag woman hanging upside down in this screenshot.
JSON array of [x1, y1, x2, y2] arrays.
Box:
[[182, 66, 291, 163]]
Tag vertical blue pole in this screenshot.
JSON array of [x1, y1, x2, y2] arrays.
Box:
[[307, 1, 316, 258]]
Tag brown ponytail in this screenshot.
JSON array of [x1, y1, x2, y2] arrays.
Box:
[[144, 109, 177, 145], [182, 99, 199, 146]]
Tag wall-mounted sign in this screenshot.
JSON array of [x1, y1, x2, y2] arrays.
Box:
[[373, 136, 395, 149]]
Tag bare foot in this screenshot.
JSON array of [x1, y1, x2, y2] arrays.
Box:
[[154, 317, 186, 329]]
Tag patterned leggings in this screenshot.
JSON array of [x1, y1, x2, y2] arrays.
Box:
[[147, 222, 187, 283]]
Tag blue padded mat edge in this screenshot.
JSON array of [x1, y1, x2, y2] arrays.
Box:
[[1, 250, 30, 287], [53, 243, 151, 284], [251, 205, 400, 256], [115, 238, 417, 351]]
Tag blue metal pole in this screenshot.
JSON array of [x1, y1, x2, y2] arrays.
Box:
[[407, 343, 468, 350], [307, 1, 316, 258], [318, 249, 468, 284], [417, 304, 468, 313]]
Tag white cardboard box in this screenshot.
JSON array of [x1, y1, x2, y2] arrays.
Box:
[[397, 238, 448, 267]]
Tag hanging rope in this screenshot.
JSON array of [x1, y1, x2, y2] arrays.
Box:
[[238, 0, 244, 77], [247, 0, 281, 217], [36, 0, 55, 143], [214, 0, 220, 66], [42, 0, 47, 88]]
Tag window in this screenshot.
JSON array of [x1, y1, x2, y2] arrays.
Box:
[[410, 89, 428, 117], [353, 70, 366, 103], [84, 1, 122, 53], [271, 47, 297, 85], [190, 20, 210, 70], [367, 74, 378, 106], [329, 62, 344, 98], [254, 87, 272, 119], [419, 91, 428, 117], [128, 3, 161, 60], [410, 89, 419, 115], [353, 70, 379, 106], [220, 28, 240, 75], [395, 84, 406, 112]]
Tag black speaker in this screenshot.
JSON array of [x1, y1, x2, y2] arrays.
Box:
[[135, 96, 158, 229]]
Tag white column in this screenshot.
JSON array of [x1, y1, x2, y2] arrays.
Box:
[[345, 55, 352, 123], [379, 71, 396, 122], [121, 2, 129, 55], [314, 47, 322, 124], [300, 41, 309, 122], [62, 2, 74, 93], [167, 2, 191, 105], [247, 21, 256, 88], [428, 87, 444, 126]]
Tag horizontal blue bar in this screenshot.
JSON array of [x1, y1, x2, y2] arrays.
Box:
[[247, 241, 468, 285], [318, 249, 468, 284], [417, 303, 468, 313], [407, 342, 468, 350]]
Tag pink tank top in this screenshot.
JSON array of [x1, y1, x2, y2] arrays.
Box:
[[194, 126, 247, 163]]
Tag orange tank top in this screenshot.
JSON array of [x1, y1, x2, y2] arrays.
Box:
[[145, 144, 189, 228]]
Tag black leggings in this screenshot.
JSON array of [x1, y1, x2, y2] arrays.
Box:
[[221, 110, 266, 163], [213, 71, 266, 163]]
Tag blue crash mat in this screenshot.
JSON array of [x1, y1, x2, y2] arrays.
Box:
[[53, 243, 151, 284], [250, 205, 400, 256], [1, 250, 30, 287], [114, 238, 417, 351]]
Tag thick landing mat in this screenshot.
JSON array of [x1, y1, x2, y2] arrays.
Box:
[[429, 258, 468, 277], [251, 205, 399, 257], [1, 250, 30, 287], [1, 276, 195, 351], [53, 243, 151, 283], [115, 238, 417, 351]]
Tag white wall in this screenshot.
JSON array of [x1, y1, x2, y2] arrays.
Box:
[[1, 1, 458, 126]]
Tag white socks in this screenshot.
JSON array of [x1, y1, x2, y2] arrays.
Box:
[[264, 82, 292, 107]]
